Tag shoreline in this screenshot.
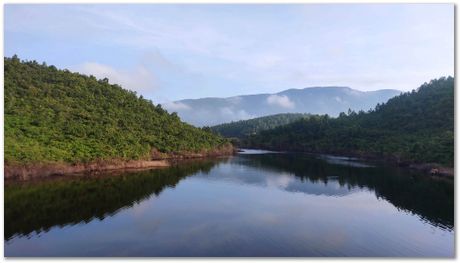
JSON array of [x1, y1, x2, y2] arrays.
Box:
[[5, 160, 170, 181], [5, 146, 236, 181], [240, 147, 454, 177]]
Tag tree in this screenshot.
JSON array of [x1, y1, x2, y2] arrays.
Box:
[[4, 56, 231, 165]]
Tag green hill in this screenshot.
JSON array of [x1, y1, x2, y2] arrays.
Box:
[[210, 113, 311, 138], [243, 77, 454, 166], [5, 56, 231, 165]]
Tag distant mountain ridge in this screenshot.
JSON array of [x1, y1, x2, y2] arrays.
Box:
[[165, 86, 401, 126], [242, 77, 454, 167]]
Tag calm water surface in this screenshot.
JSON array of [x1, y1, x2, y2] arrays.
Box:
[[5, 151, 454, 257]]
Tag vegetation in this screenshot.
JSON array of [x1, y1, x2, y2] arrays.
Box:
[[5, 56, 230, 165], [210, 113, 310, 138], [243, 77, 454, 166]]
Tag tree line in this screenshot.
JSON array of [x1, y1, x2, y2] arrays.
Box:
[[210, 113, 311, 138], [241, 77, 454, 167]]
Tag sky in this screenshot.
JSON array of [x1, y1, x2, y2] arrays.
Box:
[[4, 4, 454, 103]]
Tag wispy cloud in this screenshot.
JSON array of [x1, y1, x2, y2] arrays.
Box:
[[219, 107, 254, 120], [74, 62, 157, 94], [4, 4, 454, 101], [163, 101, 191, 111], [267, 95, 295, 109]]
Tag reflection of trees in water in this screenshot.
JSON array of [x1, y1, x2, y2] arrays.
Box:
[[239, 154, 454, 230], [5, 154, 453, 242], [5, 159, 222, 241]]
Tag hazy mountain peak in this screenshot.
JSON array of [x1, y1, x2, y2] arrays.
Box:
[[164, 86, 401, 126]]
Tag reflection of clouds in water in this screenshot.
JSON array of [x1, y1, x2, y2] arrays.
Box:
[[250, 212, 281, 225], [286, 180, 356, 197], [318, 154, 373, 168], [265, 173, 295, 188], [238, 149, 281, 154], [201, 162, 355, 197], [131, 196, 155, 218], [4, 152, 454, 257], [186, 222, 247, 242]]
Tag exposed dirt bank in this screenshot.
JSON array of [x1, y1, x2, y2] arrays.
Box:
[[5, 144, 236, 181], [5, 160, 170, 181]]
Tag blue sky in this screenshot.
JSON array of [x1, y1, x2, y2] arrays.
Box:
[[4, 4, 454, 103]]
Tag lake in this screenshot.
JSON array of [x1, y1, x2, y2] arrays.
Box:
[[4, 150, 454, 257]]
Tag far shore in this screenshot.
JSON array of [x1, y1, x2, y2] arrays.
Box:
[[6, 146, 452, 181], [239, 148, 454, 177]]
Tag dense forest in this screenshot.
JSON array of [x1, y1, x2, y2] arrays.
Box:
[[242, 77, 454, 166], [210, 113, 310, 138], [5, 56, 231, 165]]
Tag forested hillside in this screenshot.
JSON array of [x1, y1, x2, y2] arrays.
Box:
[[5, 56, 230, 165], [210, 113, 310, 138], [243, 77, 454, 166]]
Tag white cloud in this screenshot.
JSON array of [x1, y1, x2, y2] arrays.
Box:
[[163, 101, 191, 111], [4, 4, 453, 98], [219, 107, 253, 120], [74, 62, 156, 94], [266, 94, 295, 109]]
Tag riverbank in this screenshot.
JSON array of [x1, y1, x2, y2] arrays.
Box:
[[5, 145, 236, 181], [240, 147, 454, 177], [336, 151, 454, 177]]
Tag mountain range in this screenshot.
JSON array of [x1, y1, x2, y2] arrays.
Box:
[[164, 87, 401, 126]]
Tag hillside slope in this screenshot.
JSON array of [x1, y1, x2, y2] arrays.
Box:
[[243, 77, 454, 167], [210, 113, 311, 138], [5, 56, 231, 166], [166, 86, 401, 126]]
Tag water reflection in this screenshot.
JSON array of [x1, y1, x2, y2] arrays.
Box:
[[5, 159, 222, 240], [4, 152, 454, 257], [317, 154, 374, 167], [233, 153, 453, 230]]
